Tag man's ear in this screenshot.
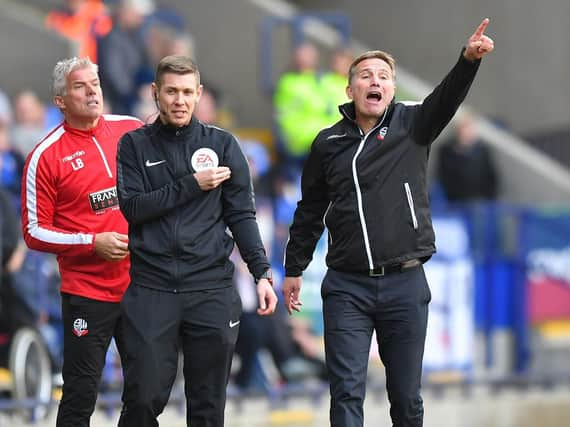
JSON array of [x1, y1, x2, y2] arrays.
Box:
[[151, 82, 158, 101], [196, 84, 203, 103], [346, 85, 353, 100], [53, 95, 65, 111]]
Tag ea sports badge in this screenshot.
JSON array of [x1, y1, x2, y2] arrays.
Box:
[[191, 148, 219, 171]]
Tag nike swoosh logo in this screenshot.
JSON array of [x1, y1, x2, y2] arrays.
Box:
[[229, 320, 240, 328], [145, 160, 166, 167]]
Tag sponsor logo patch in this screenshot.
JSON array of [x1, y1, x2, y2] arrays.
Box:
[[191, 148, 219, 171], [61, 150, 86, 163], [73, 318, 88, 337], [62, 150, 87, 171], [89, 186, 119, 213]]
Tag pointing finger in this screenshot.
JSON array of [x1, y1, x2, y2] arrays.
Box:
[[473, 18, 490, 39]]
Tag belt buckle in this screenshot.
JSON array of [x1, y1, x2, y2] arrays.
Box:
[[369, 266, 385, 277]]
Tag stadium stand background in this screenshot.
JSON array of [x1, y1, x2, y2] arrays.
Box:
[[293, 0, 570, 135], [5, 0, 570, 134], [0, 1, 70, 102], [5, 0, 569, 204]]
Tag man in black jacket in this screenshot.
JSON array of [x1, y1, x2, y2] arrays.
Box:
[[116, 55, 277, 427], [282, 19, 495, 427]]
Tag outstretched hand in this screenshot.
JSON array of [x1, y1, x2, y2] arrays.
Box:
[[464, 18, 495, 61]]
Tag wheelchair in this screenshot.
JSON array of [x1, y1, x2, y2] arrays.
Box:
[[0, 250, 61, 421]]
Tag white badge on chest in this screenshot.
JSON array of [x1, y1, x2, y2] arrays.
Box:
[[191, 148, 219, 171]]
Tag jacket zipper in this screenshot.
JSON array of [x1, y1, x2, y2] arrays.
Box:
[[172, 155, 181, 290], [91, 136, 113, 178], [172, 214, 180, 291], [352, 108, 388, 271], [404, 182, 419, 230]]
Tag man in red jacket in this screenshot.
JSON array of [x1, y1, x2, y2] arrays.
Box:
[[21, 56, 142, 427]]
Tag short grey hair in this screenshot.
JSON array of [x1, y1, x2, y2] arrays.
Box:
[[52, 57, 99, 97]]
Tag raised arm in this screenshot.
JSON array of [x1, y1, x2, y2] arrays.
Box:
[[410, 18, 495, 145], [463, 18, 495, 62]]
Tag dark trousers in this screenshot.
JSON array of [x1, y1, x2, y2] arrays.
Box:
[[56, 294, 125, 427], [322, 266, 431, 427], [235, 306, 296, 388], [117, 284, 242, 427]]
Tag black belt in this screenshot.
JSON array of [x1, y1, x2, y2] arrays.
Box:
[[369, 258, 421, 277]]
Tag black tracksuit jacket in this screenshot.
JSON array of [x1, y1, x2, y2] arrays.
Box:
[[116, 116, 270, 291], [284, 52, 481, 277]]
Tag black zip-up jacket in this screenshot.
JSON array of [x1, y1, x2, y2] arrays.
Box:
[[117, 116, 270, 291], [285, 52, 480, 276]]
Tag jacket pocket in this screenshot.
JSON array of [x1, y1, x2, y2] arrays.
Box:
[[323, 200, 334, 246], [404, 182, 419, 230]]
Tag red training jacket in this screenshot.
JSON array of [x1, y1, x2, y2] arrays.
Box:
[[21, 114, 142, 302]]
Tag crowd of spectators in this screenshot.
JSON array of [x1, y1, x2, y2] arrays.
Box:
[[44, 0, 194, 119]]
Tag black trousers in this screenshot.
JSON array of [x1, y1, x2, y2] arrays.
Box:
[[322, 266, 431, 427], [118, 284, 242, 427], [56, 294, 125, 427], [235, 305, 297, 388]]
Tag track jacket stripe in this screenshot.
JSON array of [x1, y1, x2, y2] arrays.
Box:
[[25, 126, 94, 246]]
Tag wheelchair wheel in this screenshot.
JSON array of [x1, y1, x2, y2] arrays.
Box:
[[9, 327, 53, 421]]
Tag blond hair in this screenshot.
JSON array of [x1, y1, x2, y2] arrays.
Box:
[[348, 50, 396, 84], [155, 55, 200, 87]]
